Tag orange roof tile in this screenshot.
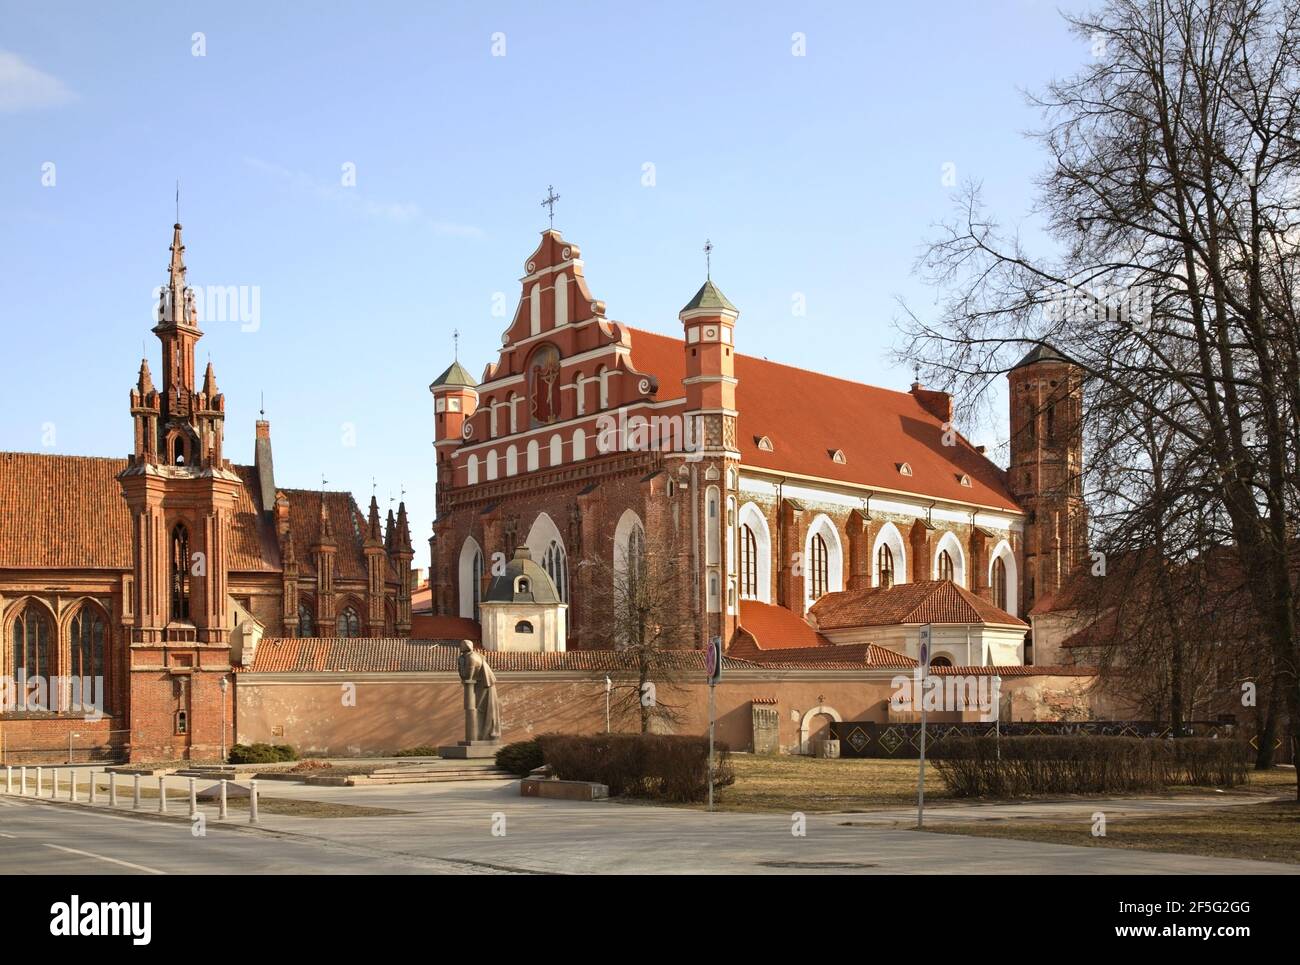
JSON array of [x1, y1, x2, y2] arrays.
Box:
[[737, 600, 829, 650], [248, 638, 759, 674], [0, 453, 132, 569], [626, 328, 1020, 511], [810, 580, 1028, 629], [0, 452, 276, 572]]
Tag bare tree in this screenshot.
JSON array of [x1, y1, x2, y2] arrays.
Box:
[[580, 523, 693, 733], [899, 0, 1300, 792]]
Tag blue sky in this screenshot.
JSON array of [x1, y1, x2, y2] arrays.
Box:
[[0, 0, 1088, 569]]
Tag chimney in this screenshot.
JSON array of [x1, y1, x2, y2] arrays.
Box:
[[910, 383, 953, 424]]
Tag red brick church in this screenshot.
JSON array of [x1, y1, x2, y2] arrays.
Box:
[[0, 223, 413, 762], [428, 229, 1089, 664]]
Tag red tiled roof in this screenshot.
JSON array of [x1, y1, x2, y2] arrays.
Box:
[[626, 328, 1020, 511], [929, 664, 1097, 677], [282, 488, 375, 582], [247, 638, 759, 674], [409, 614, 481, 642], [737, 600, 829, 650], [0, 453, 132, 569], [810, 580, 1028, 629], [748, 642, 920, 669], [0, 452, 275, 572]]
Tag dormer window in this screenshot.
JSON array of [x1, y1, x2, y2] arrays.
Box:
[[898, 462, 913, 477], [829, 449, 847, 464], [756, 435, 774, 452], [516, 577, 530, 595]]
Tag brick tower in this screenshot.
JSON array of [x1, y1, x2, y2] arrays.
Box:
[[118, 222, 240, 761], [678, 276, 741, 649], [1007, 345, 1088, 613]]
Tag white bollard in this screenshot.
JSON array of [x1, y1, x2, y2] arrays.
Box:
[[248, 779, 259, 824], [51, 768, 58, 798], [109, 773, 118, 808], [19, 766, 27, 796], [219, 779, 228, 820], [89, 769, 97, 805], [188, 778, 197, 819], [35, 767, 43, 797], [4, 766, 11, 795], [67, 769, 75, 801], [158, 775, 167, 814], [132, 773, 141, 809]]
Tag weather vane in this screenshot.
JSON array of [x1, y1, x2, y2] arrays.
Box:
[[541, 185, 560, 228], [175, 179, 180, 224], [704, 239, 713, 280], [453, 328, 459, 361]]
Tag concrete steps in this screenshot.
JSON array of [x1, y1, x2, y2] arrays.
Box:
[[309, 761, 514, 786]]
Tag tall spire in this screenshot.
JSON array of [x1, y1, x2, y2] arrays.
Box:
[[366, 495, 383, 546], [137, 357, 154, 395], [159, 222, 195, 329], [395, 501, 413, 553], [202, 359, 219, 398]]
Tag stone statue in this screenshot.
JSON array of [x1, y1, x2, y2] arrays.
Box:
[[457, 640, 501, 742]]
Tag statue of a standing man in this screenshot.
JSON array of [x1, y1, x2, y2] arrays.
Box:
[[457, 640, 501, 742]]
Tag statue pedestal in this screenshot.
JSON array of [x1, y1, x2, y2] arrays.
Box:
[[438, 740, 500, 760]]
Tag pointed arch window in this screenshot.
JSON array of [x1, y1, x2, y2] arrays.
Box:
[[170, 524, 191, 621], [336, 606, 361, 638], [12, 604, 52, 678], [938, 550, 954, 582], [298, 602, 316, 637], [740, 524, 758, 598], [878, 544, 895, 589], [626, 525, 645, 599], [70, 605, 106, 682], [472, 550, 484, 623], [543, 541, 568, 603], [992, 556, 1008, 611], [809, 533, 829, 600]]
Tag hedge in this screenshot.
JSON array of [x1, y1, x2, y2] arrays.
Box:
[[932, 735, 1249, 797], [228, 742, 297, 764], [538, 734, 734, 802], [496, 739, 544, 776]]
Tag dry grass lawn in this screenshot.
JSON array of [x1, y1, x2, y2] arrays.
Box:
[[928, 799, 1300, 865], [707, 754, 1296, 813]]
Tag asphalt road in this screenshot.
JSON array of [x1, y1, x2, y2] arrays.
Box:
[[1, 776, 1296, 875]]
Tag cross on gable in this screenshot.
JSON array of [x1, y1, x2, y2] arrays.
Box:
[[541, 185, 560, 228]]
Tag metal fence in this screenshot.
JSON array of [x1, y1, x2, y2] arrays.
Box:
[[0, 729, 131, 765], [828, 720, 1264, 760]]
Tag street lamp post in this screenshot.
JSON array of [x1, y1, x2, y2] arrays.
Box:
[[219, 676, 230, 762]]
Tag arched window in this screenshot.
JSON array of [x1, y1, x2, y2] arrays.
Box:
[[526, 439, 540, 471], [298, 602, 315, 637], [543, 541, 568, 603], [572, 427, 586, 460], [878, 544, 895, 589], [992, 556, 1008, 611], [170, 523, 191, 621], [515, 620, 535, 634], [810, 533, 829, 600], [627, 524, 644, 597], [929, 655, 953, 669], [466, 454, 479, 485], [12, 604, 52, 677], [336, 606, 361, 638], [70, 605, 106, 681], [938, 550, 954, 582], [549, 434, 563, 466], [472, 551, 483, 622], [740, 524, 758, 598]]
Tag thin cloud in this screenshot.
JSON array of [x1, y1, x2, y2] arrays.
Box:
[[0, 51, 76, 112], [243, 156, 484, 238]]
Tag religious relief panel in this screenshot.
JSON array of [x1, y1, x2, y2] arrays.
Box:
[[528, 345, 561, 427]]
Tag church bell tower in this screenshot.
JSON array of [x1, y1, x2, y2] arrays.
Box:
[[118, 222, 241, 762]]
